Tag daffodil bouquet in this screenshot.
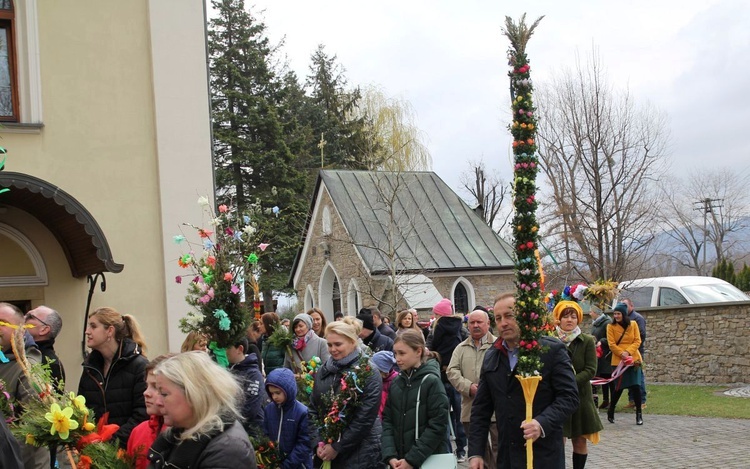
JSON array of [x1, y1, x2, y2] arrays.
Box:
[[175, 197, 272, 348], [12, 391, 96, 447]]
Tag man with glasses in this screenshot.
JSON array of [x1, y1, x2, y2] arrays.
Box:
[[25, 306, 66, 393], [25, 305, 66, 469]]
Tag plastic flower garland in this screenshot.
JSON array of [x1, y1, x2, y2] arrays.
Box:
[[504, 13, 547, 378], [175, 198, 271, 349], [313, 355, 374, 468], [296, 356, 321, 405]]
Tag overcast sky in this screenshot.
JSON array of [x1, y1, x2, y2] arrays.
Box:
[[244, 0, 750, 197]]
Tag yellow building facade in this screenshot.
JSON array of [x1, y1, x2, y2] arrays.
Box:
[[0, 0, 214, 388]]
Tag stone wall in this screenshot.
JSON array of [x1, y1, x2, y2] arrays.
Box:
[[581, 301, 750, 385]]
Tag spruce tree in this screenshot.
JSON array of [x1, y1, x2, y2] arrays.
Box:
[[209, 0, 308, 307], [305, 45, 370, 170]]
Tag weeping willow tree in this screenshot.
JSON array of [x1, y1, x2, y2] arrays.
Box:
[[351, 86, 432, 171]]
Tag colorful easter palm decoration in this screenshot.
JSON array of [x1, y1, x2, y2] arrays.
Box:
[[175, 198, 272, 351], [503, 13, 545, 469]]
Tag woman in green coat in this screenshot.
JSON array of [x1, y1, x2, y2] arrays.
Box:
[[381, 329, 450, 469], [553, 301, 603, 469]]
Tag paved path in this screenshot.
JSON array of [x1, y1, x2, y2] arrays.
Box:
[[457, 414, 750, 468]]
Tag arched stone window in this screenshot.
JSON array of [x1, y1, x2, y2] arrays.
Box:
[[318, 262, 341, 323], [304, 284, 315, 312], [451, 277, 475, 314], [347, 279, 360, 316], [322, 205, 332, 236]]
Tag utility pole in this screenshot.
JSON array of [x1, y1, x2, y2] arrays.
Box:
[[693, 198, 723, 275]]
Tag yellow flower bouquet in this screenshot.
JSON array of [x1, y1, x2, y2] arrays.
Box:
[[12, 391, 96, 447]]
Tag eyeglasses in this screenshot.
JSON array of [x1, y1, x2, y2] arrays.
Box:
[[26, 313, 50, 328]]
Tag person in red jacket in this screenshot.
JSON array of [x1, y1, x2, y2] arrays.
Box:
[[127, 354, 173, 469]]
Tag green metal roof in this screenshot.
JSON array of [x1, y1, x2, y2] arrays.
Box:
[[321, 170, 514, 274]]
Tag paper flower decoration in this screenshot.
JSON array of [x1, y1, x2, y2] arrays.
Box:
[[258, 243, 270, 252]]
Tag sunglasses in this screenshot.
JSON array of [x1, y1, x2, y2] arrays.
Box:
[[26, 313, 50, 328]]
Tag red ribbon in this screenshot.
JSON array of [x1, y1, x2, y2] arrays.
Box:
[[590, 355, 634, 386]]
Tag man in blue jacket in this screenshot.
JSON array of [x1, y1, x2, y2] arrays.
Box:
[[468, 293, 579, 469]]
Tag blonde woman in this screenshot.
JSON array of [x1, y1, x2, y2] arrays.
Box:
[[309, 321, 383, 468], [148, 351, 256, 468], [78, 307, 149, 446], [180, 331, 208, 353]]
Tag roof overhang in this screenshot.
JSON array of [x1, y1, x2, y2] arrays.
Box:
[[0, 172, 124, 278]]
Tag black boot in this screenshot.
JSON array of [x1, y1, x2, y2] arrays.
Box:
[[607, 404, 615, 424], [636, 409, 643, 425], [573, 452, 588, 469]]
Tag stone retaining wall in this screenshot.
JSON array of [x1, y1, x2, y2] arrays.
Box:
[[582, 301, 750, 384]]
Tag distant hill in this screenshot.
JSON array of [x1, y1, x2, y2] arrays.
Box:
[[650, 216, 750, 273]]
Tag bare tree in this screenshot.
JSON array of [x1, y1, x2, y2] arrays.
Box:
[[657, 168, 750, 274], [459, 160, 511, 234], [535, 50, 670, 282]]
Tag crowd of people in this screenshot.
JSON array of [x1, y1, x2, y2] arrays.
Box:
[[0, 293, 648, 469]]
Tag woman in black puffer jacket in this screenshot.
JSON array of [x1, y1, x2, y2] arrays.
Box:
[[78, 307, 149, 447], [309, 321, 383, 469]]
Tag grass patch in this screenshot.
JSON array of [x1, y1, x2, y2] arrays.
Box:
[[613, 384, 750, 419]]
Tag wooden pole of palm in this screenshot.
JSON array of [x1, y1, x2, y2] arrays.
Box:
[[503, 13, 545, 469]]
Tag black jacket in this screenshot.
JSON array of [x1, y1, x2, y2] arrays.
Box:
[[36, 338, 65, 393], [429, 316, 466, 381], [229, 353, 265, 434], [1, 411, 23, 469], [147, 420, 256, 469], [309, 352, 383, 469], [78, 338, 149, 447], [378, 323, 397, 341], [362, 328, 393, 353], [468, 336, 579, 469]]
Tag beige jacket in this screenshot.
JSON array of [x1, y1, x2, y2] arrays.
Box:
[[446, 332, 496, 422]]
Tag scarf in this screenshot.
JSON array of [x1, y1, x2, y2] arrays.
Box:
[[556, 325, 581, 345], [330, 349, 362, 372], [292, 329, 315, 351]]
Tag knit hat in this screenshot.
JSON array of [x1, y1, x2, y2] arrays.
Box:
[[292, 313, 313, 331], [433, 298, 453, 317], [371, 350, 396, 373], [553, 300, 583, 324], [356, 312, 375, 331], [613, 302, 628, 316]]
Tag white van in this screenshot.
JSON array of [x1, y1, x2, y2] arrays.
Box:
[[615, 276, 750, 309]]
